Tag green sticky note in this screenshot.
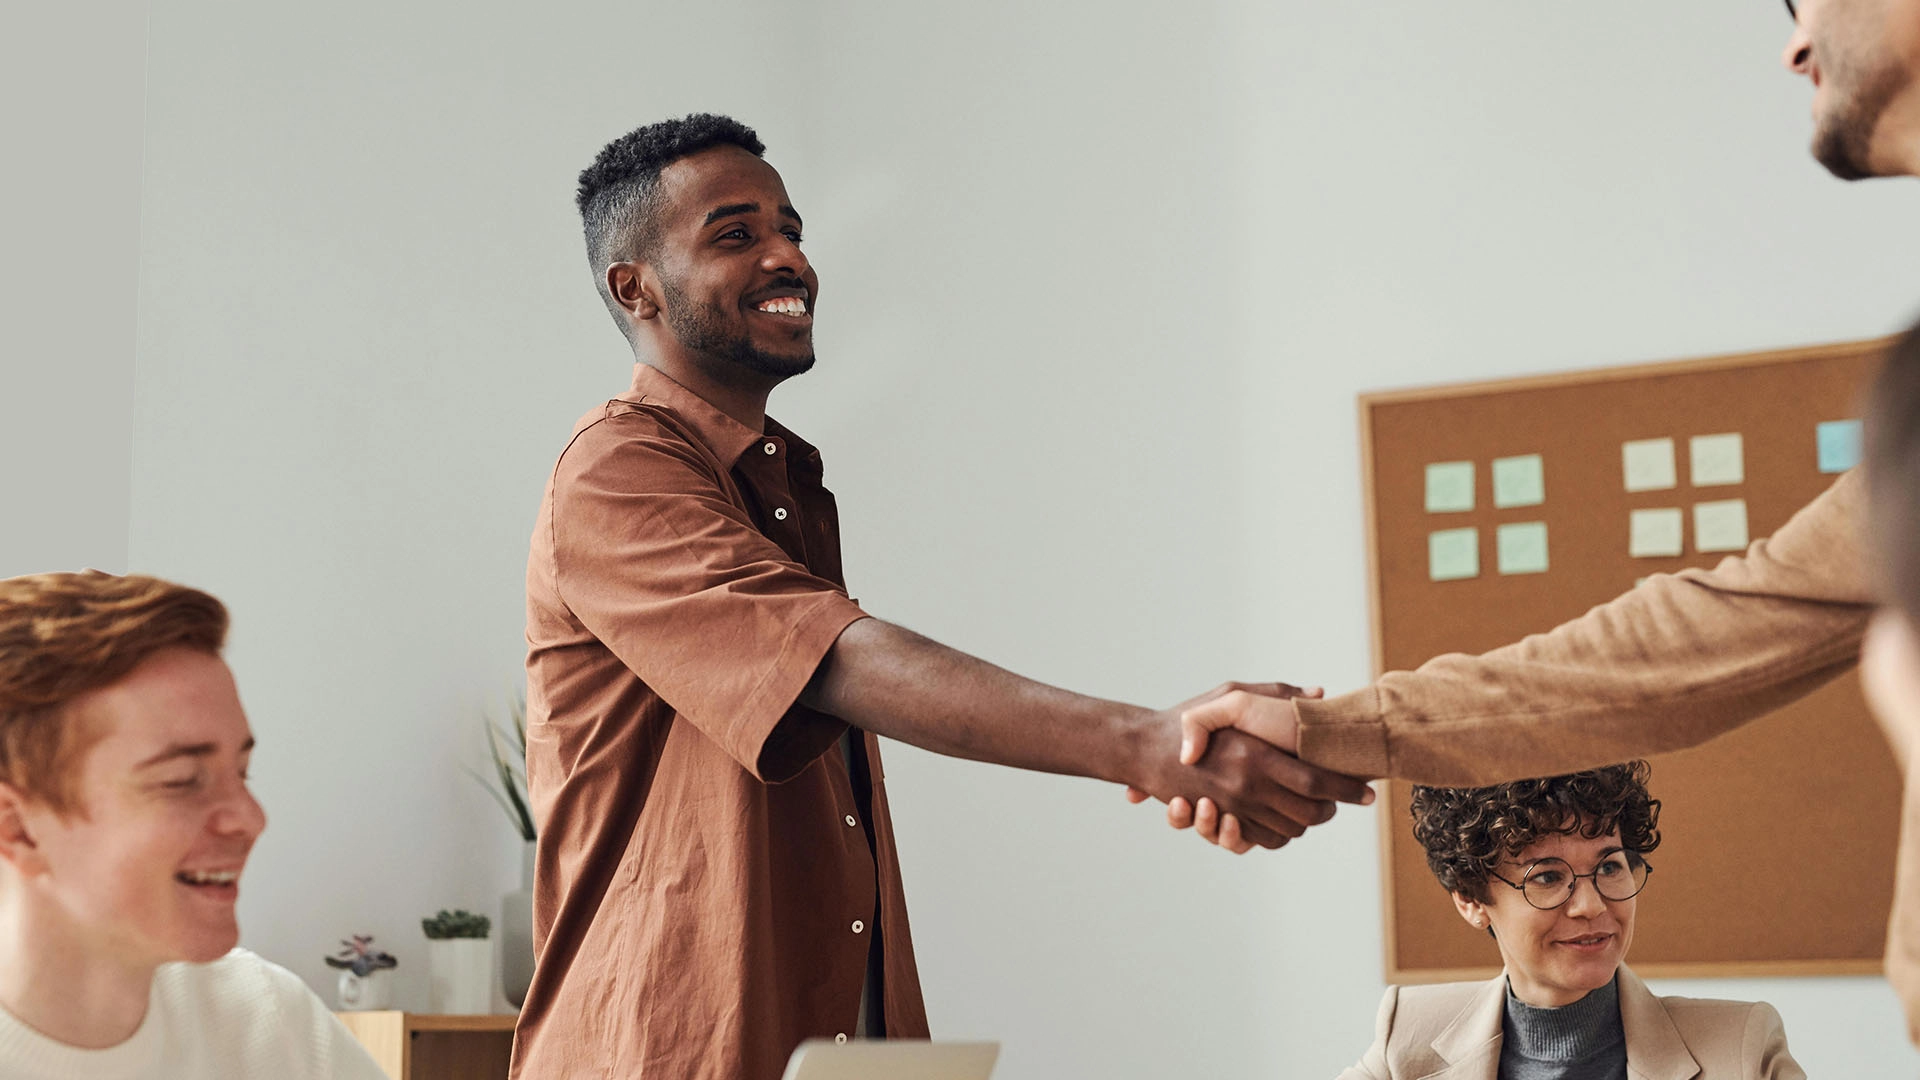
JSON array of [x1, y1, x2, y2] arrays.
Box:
[[1688, 433, 1744, 487], [1622, 437, 1676, 493], [1496, 521, 1549, 575], [1694, 499, 1749, 553], [1492, 454, 1545, 509], [1629, 507, 1684, 558], [1425, 461, 1475, 513], [1428, 527, 1480, 581]]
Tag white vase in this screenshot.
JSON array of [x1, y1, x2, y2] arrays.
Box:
[[335, 968, 394, 1011], [501, 841, 535, 1008], [428, 938, 493, 1014]]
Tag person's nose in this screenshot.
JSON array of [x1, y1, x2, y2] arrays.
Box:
[[761, 234, 809, 280], [213, 782, 268, 842], [1782, 20, 1813, 76], [1564, 875, 1607, 917]]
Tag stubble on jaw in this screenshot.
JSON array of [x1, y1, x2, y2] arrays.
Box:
[[659, 276, 816, 379], [1811, 18, 1911, 180]]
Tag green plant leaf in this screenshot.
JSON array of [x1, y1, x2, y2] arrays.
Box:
[[474, 694, 537, 841]]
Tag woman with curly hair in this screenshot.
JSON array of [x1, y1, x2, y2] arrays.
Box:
[[1338, 762, 1803, 1079]]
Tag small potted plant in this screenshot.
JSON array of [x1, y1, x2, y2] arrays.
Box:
[[422, 908, 493, 1014], [325, 935, 398, 1011]]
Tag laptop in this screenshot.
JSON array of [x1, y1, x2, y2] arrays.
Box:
[[780, 1039, 1000, 1080]]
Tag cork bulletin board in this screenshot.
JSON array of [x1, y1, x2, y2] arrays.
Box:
[[1363, 338, 1902, 982]]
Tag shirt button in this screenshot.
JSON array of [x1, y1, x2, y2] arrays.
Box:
[[773, 507, 788, 521], [764, 442, 778, 455], [845, 814, 858, 827], [851, 920, 865, 934], [835, 1033, 848, 1045]]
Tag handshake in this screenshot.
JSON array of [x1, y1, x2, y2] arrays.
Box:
[[1121, 682, 1376, 855]]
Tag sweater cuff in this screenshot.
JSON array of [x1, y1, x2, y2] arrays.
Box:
[[1295, 688, 1390, 779]]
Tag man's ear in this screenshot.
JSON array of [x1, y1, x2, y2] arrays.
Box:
[[1451, 890, 1492, 935], [0, 782, 48, 878], [605, 262, 660, 323]]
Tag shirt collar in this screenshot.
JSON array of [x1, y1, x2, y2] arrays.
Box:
[[622, 364, 817, 468]]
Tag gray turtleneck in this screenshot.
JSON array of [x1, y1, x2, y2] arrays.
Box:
[[1498, 974, 1628, 1080]]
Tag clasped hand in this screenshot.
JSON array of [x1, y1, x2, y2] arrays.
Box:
[[1124, 682, 1373, 854]]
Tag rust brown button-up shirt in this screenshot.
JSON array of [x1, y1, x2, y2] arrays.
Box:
[[513, 364, 928, 1080]]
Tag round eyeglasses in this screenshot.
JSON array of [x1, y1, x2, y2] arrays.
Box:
[[1785, 0, 1797, 20], [1488, 851, 1652, 910]]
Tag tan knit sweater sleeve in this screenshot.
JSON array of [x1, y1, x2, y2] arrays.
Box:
[[1296, 471, 1873, 785]]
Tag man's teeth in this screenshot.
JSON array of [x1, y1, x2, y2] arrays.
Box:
[[756, 297, 807, 316], [177, 870, 239, 886]]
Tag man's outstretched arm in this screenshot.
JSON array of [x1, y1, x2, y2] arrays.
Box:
[[1205, 471, 1871, 787], [1163, 470, 1872, 852], [799, 616, 1374, 850]]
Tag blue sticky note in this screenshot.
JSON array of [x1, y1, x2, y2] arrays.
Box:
[[1817, 419, 1862, 474]]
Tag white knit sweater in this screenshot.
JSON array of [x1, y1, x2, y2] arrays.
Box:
[[0, 949, 388, 1080]]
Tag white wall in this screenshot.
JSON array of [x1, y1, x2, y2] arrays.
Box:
[[0, 1, 146, 576], [99, 0, 1920, 1075]]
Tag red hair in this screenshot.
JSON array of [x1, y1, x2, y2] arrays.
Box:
[[0, 572, 228, 811]]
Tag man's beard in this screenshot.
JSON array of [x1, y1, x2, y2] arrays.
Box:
[[1812, 36, 1907, 181], [662, 278, 816, 379]]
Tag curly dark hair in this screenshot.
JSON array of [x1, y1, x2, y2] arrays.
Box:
[[1869, 321, 1920, 630], [1409, 761, 1662, 904], [575, 113, 766, 334]]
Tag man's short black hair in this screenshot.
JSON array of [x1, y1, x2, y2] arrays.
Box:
[[576, 113, 766, 334], [1869, 324, 1920, 627]]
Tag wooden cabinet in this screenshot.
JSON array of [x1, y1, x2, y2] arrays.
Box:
[[335, 1012, 516, 1080]]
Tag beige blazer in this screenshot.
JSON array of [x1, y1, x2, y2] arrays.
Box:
[[1334, 966, 1804, 1080]]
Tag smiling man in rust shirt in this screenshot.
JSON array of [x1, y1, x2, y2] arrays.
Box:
[[514, 114, 1374, 1079]]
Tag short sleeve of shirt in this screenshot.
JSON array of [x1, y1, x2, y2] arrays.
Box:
[[548, 408, 867, 780]]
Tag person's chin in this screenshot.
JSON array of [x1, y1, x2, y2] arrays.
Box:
[[747, 346, 816, 378], [1813, 130, 1879, 181], [171, 888, 244, 961], [178, 922, 242, 963], [1809, 71, 1908, 181]]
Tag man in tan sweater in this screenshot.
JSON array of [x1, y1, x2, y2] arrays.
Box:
[[1864, 331, 1920, 1043], [1151, 0, 1920, 1043]]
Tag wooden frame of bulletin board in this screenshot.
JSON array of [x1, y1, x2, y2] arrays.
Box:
[[1362, 337, 1902, 984]]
